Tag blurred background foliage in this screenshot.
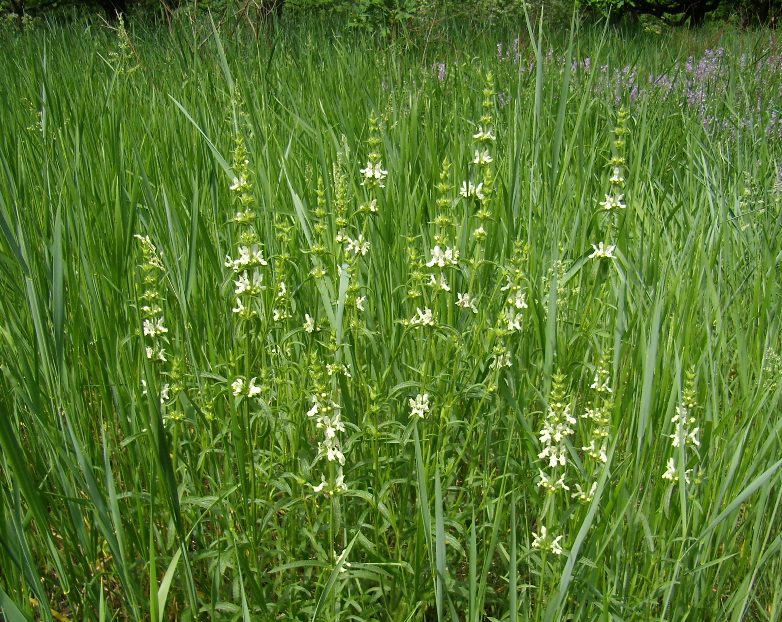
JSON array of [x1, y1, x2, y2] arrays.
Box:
[[1, 0, 781, 31]]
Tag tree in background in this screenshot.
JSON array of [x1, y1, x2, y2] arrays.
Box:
[[0, 0, 779, 28]]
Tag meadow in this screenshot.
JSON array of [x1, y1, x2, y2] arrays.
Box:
[[0, 12, 781, 621]]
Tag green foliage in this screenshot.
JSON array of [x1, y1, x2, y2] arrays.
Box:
[[0, 15, 781, 621]]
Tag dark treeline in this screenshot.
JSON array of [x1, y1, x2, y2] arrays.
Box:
[[1, 0, 779, 28]]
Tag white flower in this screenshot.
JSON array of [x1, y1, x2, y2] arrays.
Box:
[[490, 351, 512, 370], [345, 234, 370, 256], [599, 193, 626, 211], [231, 378, 245, 396], [234, 271, 263, 296], [459, 181, 485, 200], [325, 444, 345, 465], [571, 482, 597, 503], [142, 317, 168, 338], [232, 297, 245, 315], [426, 245, 459, 268], [360, 161, 388, 187], [531, 525, 548, 549], [410, 307, 434, 326], [230, 176, 249, 192], [589, 242, 616, 259], [473, 126, 496, 142], [662, 457, 677, 481], [225, 245, 268, 272], [590, 372, 613, 394], [409, 393, 430, 418], [428, 273, 451, 292], [531, 525, 564, 555], [473, 225, 487, 240], [550, 535, 564, 556], [472, 149, 493, 165], [277, 281, 287, 298], [247, 377, 262, 397], [145, 346, 166, 362], [456, 292, 479, 313], [509, 290, 528, 310], [355, 296, 366, 311], [361, 198, 378, 213], [303, 313, 316, 333], [312, 476, 327, 493], [609, 167, 624, 185], [506, 311, 524, 332]]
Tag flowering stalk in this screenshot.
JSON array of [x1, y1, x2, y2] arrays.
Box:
[[574, 358, 613, 504], [663, 369, 701, 486], [591, 106, 629, 262]]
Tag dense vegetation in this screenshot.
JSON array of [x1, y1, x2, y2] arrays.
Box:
[[2, 0, 782, 29], [1, 13, 781, 622]]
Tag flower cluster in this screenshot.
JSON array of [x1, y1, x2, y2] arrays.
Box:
[[135, 234, 168, 363], [409, 393, 430, 419], [307, 357, 348, 495], [225, 136, 267, 321], [663, 369, 701, 485], [531, 525, 564, 556], [359, 113, 388, 189], [591, 106, 629, 262], [499, 241, 529, 333], [574, 359, 613, 504], [537, 373, 576, 493], [462, 73, 498, 240]]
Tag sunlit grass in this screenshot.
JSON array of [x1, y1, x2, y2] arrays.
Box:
[[0, 14, 781, 621]]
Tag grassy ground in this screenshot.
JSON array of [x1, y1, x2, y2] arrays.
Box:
[[0, 13, 781, 621]]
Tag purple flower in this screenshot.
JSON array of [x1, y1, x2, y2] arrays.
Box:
[[433, 62, 446, 82]]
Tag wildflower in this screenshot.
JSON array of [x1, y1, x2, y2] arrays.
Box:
[[571, 481, 597, 504], [473, 226, 487, 241], [670, 405, 700, 448], [506, 311, 524, 332], [142, 318, 168, 338], [409, 393, 430, 418], [662, 457, 692, 484], [355, 296, 366, 311], [230, 176, 249, 193], [247, 377, 262, 397], [145, 346, 167, 362], [531, 525, 564, 556], [426, 245, 459, 268], [599, 193, 626, 211], [303, 314, 316, 333], [472, 149, 493, 165], [459, 181, 485, 200], [231, 378, 244, 396], [490, 350, 512, 370], [609, 167, 625, 185], [590, 371, 612, 394], [360, 161, 388, 187], [456, 292, 479, 313], [234, 271, 263, 296], [410, 307, 435, 327], [589, 242, 616, 259], [473, 126, 496, 142], [537, 470, 570, 493], [508, 290, 528, 310], [345, 234, 370, 256], [312, 476, 327, 493], [428, 273, 451, 292]]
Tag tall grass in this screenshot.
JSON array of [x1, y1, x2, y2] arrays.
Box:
[[1, 14, 781, 621]]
